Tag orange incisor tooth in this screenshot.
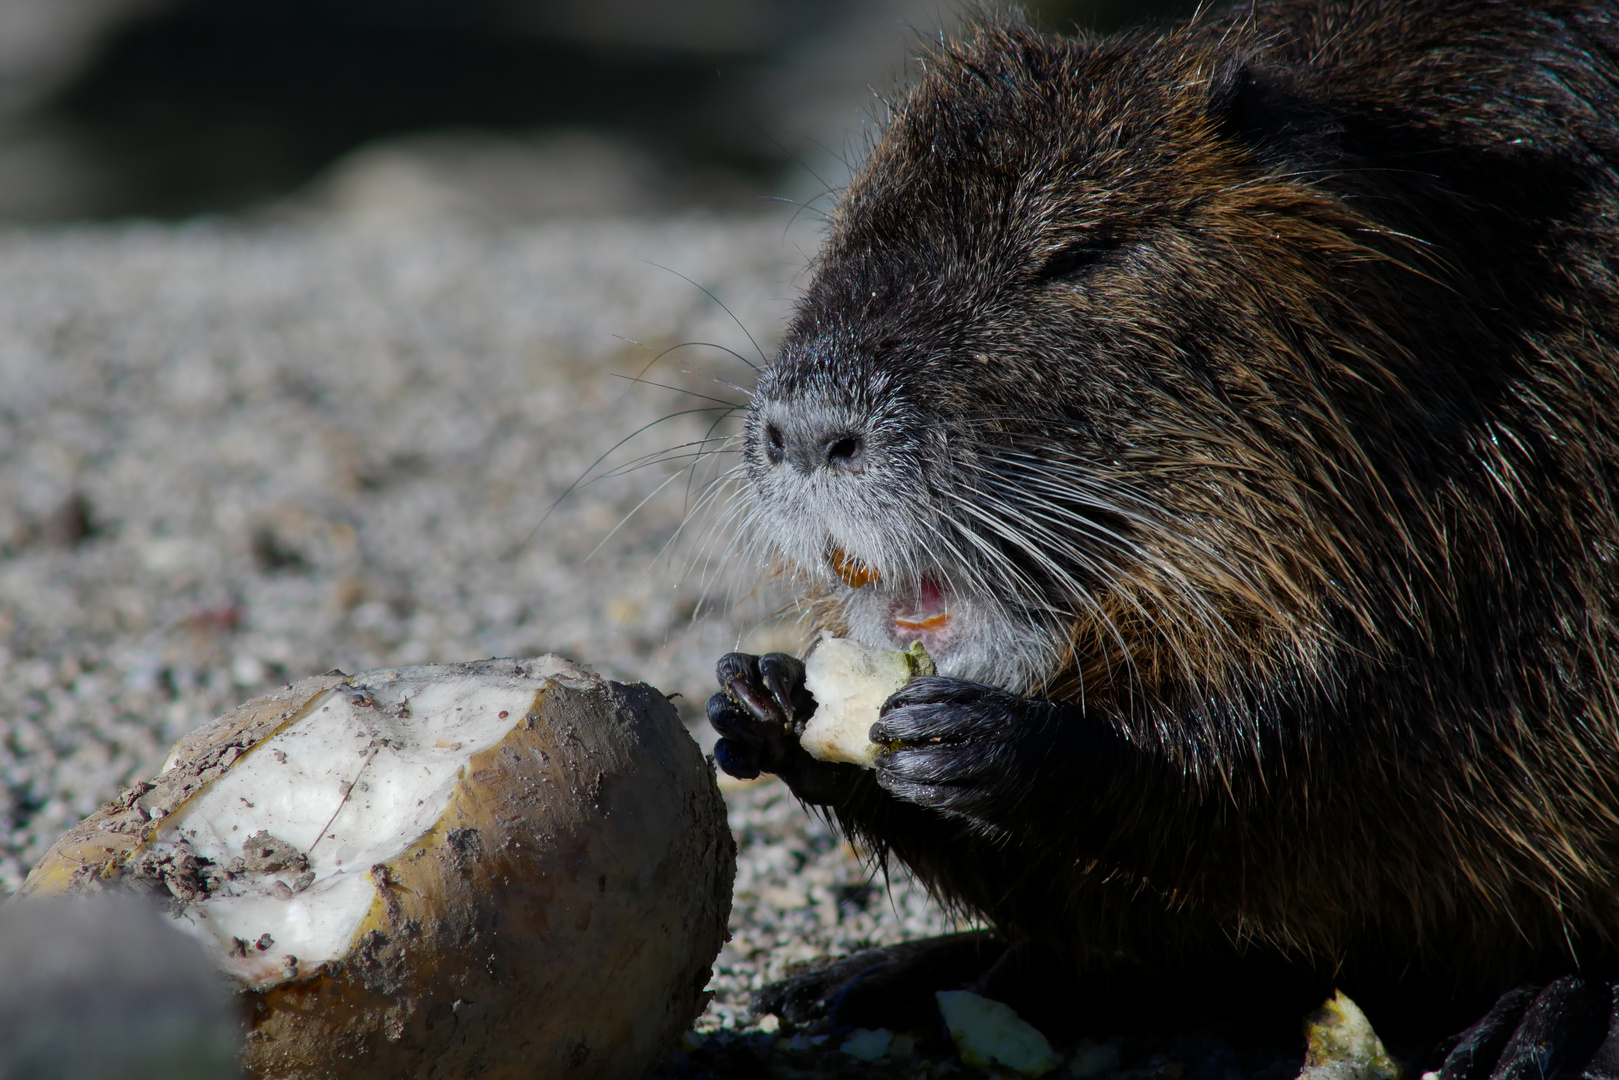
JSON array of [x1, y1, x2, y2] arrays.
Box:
[[830, 548, 881, 589], [894, 612, 951, 633]]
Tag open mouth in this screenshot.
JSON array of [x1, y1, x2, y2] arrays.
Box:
[[892, 575, 951, 636], [830, 547, 953, 645], [823, 548, 1054, 691]]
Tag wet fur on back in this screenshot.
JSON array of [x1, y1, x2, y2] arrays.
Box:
[[740, 0, 1619, 999]]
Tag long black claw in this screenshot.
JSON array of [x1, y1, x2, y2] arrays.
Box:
[[716, 652, 780, 724], [759, 653, 811, 729], [727, 674, 787, 726]]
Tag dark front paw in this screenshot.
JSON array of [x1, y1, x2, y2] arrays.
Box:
[[708, 651, 811, 780], [871, 677, 1119, 821], [707, 651, 859, 804]]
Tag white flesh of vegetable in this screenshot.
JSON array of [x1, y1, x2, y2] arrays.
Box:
[[148, 670, 553, 986], [800, 638, 926, 768]]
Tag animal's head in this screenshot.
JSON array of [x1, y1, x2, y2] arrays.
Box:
[[740, 13, 1503, 722]]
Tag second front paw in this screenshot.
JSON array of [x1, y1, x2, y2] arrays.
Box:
[[871, 677, 1117, 820]]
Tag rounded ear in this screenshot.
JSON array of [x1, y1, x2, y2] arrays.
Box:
[[1208, 57, 1340, 168]]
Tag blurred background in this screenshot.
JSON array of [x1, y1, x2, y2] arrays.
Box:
[[0, 0, 1195, 222]]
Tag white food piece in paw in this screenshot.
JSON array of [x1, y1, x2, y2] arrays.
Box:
[[800, 638, 933, 768]]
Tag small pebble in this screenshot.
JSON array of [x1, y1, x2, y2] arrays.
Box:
[[839, 1028, 893, 1061]]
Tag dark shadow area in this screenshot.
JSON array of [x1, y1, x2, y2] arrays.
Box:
[[0, 0, 1205, 220], [1033, 0, 1205, 34], [30, 1, 809, 218]]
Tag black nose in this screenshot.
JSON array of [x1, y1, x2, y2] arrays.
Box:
[[762, 418, 867, 475]]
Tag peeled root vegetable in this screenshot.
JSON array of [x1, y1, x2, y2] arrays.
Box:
[[13, 656, 735, 1080], [799, 638, 934, 767]]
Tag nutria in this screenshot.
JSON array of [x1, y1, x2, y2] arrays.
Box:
[[706, 0, 1619, 1069]]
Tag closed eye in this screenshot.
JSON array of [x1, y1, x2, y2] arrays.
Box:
[[1036, 241, 1112, 281]]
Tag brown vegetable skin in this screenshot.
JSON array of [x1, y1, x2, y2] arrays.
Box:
[[15, 658, 735, 1080]]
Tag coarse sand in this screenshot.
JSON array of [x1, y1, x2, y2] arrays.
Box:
[[0, 214, 959, 1033]]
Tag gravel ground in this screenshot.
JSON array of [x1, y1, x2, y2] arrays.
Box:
[[0, 213, 961, 1045]]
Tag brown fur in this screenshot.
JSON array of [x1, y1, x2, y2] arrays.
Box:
[[737, 0, 1619, 1009]]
